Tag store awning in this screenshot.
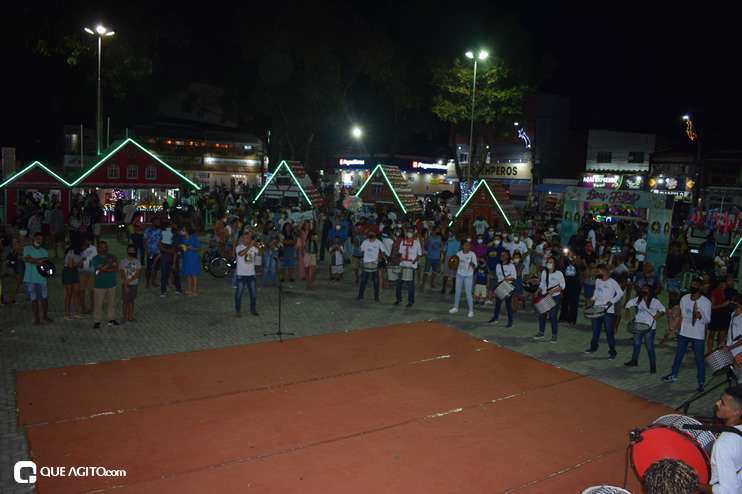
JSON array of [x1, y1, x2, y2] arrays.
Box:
[[536, 183, 570, 193]]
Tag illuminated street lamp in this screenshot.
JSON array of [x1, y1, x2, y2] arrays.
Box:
[[85, 25, 115, 155], [465, 50, 488, 191], [352, 127, 362, 138]]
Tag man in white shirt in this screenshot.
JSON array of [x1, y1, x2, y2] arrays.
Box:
[[663, 277, 712, 391], [634, 234, 647, 270], [395, 227, 422, 308], [472, 215, 489, 237], [234, 231, 262, 317], [699, 386, 742, 494], [585, 263, 624, 359], [356, 230, 389, 302]]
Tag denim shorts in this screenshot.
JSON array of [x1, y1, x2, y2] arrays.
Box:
[[424, 257, 440, 273], [25, 282, 48, 302]]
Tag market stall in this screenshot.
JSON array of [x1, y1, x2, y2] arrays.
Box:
[[354, 164, 423, 217], [69, 139, 201, 229], [253, 160, 325, 209], [0, 161, 71, 222], [450, 179, 521, 234]]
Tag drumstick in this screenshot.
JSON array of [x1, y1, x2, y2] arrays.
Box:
[[692, 301, 698, 326]]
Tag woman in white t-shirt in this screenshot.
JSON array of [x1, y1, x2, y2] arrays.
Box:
[[234, 230, 262, 317], [534, 257, 565, 342], [624, 284, 666, 373], [721, 294, 742, 363], [449, 241, 478, 317]]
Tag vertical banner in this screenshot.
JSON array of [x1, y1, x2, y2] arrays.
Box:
[[646, 207, 672, 273], [560, 199, 578, 247]]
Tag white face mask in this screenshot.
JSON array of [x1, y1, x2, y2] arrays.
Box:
[[477, 239, 483, 244], [33, 241, 42, 247], [407, 232, 414, 238], [546, 263, 554, 270], [514, 236, 520, 241], [335, 225, 341, 230], [549, 228, 554, 232], [466, 238, 472, 243], [19, 230, 28, 236], [494, 240, 501, 245]]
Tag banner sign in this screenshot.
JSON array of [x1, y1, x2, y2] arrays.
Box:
[[564, 186, 666, 209]]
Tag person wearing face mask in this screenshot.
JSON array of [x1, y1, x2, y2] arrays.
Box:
[[355, 228, 388, 301], [119, 244, 142, 323], [395, 227, 422, 307], [534, 257, 565, 342], [483, 228, 496, 247], [510, 253, 525, 313], [585, 263, 624, 359], [91, 241, 119, 328], [419, 227, 442, 289], [23, 232, 54, 324], [327, 221, 348, 280], [662, 277, 712, 392], [485, 235, 505, 305], [472, 215, 489, 239], [440, 229, 461, 295], [472, 234, 487, 261], [180, 227, 201, 297], [449, 240, 477, 317], [624, 284, 666, 373], [488, 250, 515, 327]]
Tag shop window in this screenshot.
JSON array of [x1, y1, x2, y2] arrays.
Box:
[[127, 164, 138, 179], [596, 152, 612, 163], [108, 163, 120, 179], [628, 152, 644, 163], [145, 164, 157, 180], [372, 183, 382, 194]]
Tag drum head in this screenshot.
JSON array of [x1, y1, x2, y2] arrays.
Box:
[[448, 255, 460, 270], [627, 322, 651, 334], [631, 425, 711, 484]]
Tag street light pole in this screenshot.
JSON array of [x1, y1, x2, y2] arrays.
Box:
[[465, 51, 488, 194], [85, 25, 115, 156]]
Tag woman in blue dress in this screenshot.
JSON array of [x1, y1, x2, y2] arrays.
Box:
[[280, 222, 297, 282], [180, 227, 201, 296]]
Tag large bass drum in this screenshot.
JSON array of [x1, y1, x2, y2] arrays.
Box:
[[631, 414, 717, 484]]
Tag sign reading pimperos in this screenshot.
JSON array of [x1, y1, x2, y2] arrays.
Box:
[[478, 162, 532, 180]]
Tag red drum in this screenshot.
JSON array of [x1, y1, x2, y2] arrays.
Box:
[[532, 294, 556, 314], [631, 414, 717, 484]]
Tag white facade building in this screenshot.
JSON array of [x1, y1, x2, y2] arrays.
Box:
[[585, 130, 656, 173]]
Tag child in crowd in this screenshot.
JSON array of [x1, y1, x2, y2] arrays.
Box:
[[330, 235, 344, 282], [474, 255, 490, 307], [207, 229, 219, 253]]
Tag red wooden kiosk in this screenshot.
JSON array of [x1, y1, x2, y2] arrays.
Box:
[[0, 161, 72, 223], [451, 179, 521, 234], [354, 164, 423, 217]]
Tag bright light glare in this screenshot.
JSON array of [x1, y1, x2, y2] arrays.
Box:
[[683, 115, 690, 120], [465, 51, 474, 59], [514, 122, 519, 126], [96, 25, 107, 34], [84, 27, 94, 34], [105, 31, 115, 36], [352, 128, 362, 138], [479, 51, 488, 59]]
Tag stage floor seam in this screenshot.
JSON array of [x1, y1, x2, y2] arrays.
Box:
[[20, 345, 496, 428]]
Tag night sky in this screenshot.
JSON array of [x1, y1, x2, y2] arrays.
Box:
[[2, 0, 738, 163]]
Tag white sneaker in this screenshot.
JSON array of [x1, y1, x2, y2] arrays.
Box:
[[484, 300, 493, 305], [467, 311, 474, 318], [449, 307, 458, 313]]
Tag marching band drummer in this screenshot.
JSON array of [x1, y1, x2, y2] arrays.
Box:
[[488, 250, 516, 328], [533, 256, 565, 343], [623, 284, 666, 374], [699, 384, 742, 494], [719, 294, 742, 365], [584, 263, 624, 360], [662, 277, 712, 392], [394, 226, 422, 308]]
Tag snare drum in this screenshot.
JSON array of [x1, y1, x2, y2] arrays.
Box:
[[533, 294, 556, 314], [580, 487, 631, 494], [584, 306, 607, 319], [363, 262, 379, 273], [494, 281, 515, 300], [631, 414, 717, 484], [387, 266, 401, 281], [626, 322, 651, 334], [401, 266, 415, 281], [704, 349, 735, 376]]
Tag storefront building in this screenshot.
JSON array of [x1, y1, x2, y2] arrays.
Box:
[[0, 161, 72, 222]]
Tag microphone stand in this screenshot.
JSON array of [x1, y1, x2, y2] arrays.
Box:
[[265, 254, 293, 343], [676, 366, 736, 415]]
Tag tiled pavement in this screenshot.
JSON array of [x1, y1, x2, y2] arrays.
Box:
[[0, 236, 726, 492]]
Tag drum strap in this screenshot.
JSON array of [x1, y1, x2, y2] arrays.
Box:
[[683, 424, 742, 438]]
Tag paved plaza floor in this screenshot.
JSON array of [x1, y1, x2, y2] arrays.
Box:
[[0, 236, 726, 492]]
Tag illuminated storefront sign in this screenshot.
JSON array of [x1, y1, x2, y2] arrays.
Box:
[[412, 161, 448, 170], [338, 158, 366, 166], [478, 162, 532, 180]]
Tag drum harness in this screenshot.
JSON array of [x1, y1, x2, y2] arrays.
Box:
[[541, 271, 559, 296], [632, 297, 657, 331]]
